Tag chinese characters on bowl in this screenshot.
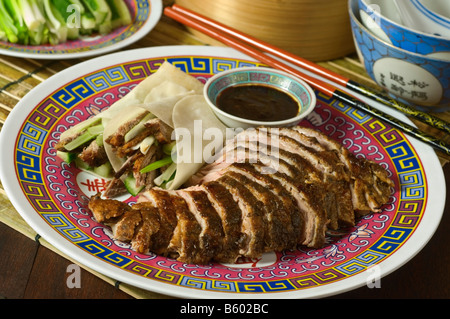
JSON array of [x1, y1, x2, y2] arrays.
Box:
[[349, 0, 450, 112]]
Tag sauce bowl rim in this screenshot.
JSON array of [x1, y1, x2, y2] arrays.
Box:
[[203, 66, 317, 127]]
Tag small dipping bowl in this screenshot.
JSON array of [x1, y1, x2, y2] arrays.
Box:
[[204, 67, 317, 129]]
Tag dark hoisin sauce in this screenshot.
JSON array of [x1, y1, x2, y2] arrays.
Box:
[[216, 85, 299, 122]]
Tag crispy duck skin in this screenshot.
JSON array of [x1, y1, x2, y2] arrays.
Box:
[[88, 126, 394, 264], [88, 194, 131, 223], [105, 114, 146, 148]]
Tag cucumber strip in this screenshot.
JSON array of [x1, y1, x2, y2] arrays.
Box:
[[124, 112, 155, 143], [56, 150, 77, 164], [162, 141, 176, 155], [74, 157, 92, 170], [153, 162, 176, 186], [96, 133, 104, 147], [87, 123, 104, 135], [64, 130, 95, 151], [123, 174, 144, 196], [64, 117, 102, 137], [50, 0, 74, 20], [63, 121, 103, 151], [93, 161, 112, 178], [139, 156, 173, 174]]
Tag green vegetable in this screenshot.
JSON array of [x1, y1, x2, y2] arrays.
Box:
[[95, 133, 103, 147], [4, 0, 29, 44], [56, 150, 77, 164], [0, 0, 132, 45], [162, 141, 176, 155], [93, 161, 112, 178], [64, 130, 96, 151], [106, 0, 130, 28], [139, 156, 173, 174], [124, 112, 155, 143], [50, 0, 80, 39], [74, 157, 92, 170], [123, 174, 144, 196], [66, 117, 102, 136], [20, 0, 45, 31], [69, 0, 85, 13], [0, 0, 19, 43], [81, 0, 111, 34], [87, 123, 104, 135], [80, 9, 95, 33], [43, 0, 68, 44], [153, 162, 176, 187], [63, 120, 103, 151]]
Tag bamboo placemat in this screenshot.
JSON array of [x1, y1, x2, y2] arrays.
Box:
[[0, 1, 449, 299]]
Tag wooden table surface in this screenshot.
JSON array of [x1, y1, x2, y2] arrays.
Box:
[[1, 1, 449, 300]]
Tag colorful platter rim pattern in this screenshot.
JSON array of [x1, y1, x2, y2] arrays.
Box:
[[0, 0, 162, 60], [0, 46, 446, 299]]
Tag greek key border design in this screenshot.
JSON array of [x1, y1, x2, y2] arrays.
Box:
[[13, 56, 427, 293]]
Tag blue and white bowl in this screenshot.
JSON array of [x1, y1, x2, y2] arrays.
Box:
[[358, 0, 450, 60], [349, 0, 450, 111]]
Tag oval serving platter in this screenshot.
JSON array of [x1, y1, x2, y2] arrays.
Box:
[[0, 46, 445, 299], [0, 0, 162, 60]]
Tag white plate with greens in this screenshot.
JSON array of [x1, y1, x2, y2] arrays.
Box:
[[0, 0, 162, 59]]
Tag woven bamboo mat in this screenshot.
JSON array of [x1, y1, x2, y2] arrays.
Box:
[[0, 1, 449, 299]]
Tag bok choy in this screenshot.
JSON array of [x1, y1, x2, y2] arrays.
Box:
[[0, 0, 132, 45]]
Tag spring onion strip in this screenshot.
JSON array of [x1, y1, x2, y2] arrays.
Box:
[[139, 156, 173, 174]]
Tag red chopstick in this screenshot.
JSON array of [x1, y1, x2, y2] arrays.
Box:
[[164, 6, 336, 97], [171, 4, 350, 86], [168, 4, 450, 135], [163, 5, 450, 155]]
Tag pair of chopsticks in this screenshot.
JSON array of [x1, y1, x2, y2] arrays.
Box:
[[164, 5, 450, 155]]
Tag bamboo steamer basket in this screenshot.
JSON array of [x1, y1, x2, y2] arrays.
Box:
[[174, 0, 355, 62]]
